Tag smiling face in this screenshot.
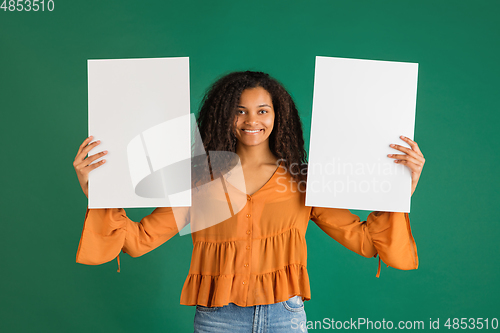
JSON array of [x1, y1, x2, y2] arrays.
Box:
[[233, 86, 275, 149]]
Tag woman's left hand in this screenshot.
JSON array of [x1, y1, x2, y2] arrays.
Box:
[[387, 135, 425, 196]]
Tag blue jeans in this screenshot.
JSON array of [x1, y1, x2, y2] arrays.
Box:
[[193, 295, 308, 332]]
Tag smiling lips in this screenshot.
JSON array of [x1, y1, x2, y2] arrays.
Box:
[[242, 129, 263, 134]]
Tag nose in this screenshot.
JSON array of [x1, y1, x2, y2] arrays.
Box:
[[244, 112, 258, 125]]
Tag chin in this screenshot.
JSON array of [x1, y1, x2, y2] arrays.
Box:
[[237, 138, 270, 147]]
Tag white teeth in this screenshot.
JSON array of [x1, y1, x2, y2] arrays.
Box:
[[243, 129, 262, 133]]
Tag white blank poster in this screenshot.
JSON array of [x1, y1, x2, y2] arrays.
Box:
[[305, 56, 418, 213], [87, 57, 191, 209]]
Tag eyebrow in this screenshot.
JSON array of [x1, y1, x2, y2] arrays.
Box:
[[237, 104, 272, 108]]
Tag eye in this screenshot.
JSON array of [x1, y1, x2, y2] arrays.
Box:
[[259, 110, 268, 114], [237, 109, 246, 114]]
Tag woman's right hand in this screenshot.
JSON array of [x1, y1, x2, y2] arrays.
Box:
[[73, 136, 108, 198]]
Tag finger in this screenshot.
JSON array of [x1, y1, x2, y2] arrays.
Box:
[[76, 136, 94, 157], [392, 155, 423, 166], [400, 136, 424, 157], [394, 159, 424, 172], [82, 158, 107, 172], [76, 140, 101, 164], [75, 149, 108, 169], [389, 144, 422, 160], [388, 153, 424, 165]]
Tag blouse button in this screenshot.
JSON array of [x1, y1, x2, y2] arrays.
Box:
[[242, 281, 246, 285], [247, 197, 251, 201], [246, 214, 251, 218], [246, 245, 251, 250], [246, 230, 251, 235], [244, 263, 249, 267]]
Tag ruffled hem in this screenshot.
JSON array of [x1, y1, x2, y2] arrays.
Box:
[[189, 227, 307, 276], [179, 263, 311, 307]]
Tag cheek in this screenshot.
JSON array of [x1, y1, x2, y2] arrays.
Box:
[[267, 116, 275, 129]]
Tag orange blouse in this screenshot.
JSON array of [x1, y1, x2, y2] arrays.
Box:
[[76, 163, 418, 307]]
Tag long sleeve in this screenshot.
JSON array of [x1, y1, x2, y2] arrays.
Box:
[[310, 207, 418, 275], [76, 206, 190, 267]]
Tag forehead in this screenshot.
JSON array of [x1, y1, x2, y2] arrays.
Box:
[[238, 87, 273, 106]]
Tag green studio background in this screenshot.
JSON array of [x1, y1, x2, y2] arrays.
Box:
[[1, 0, 498, 332]]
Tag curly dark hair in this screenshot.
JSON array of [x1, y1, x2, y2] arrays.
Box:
[[192, 71, 308, 188]]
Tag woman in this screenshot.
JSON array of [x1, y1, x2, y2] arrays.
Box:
[[73, 71, 425, 332]]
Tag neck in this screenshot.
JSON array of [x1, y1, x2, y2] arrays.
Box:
[[236, 142, 278, 167]]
